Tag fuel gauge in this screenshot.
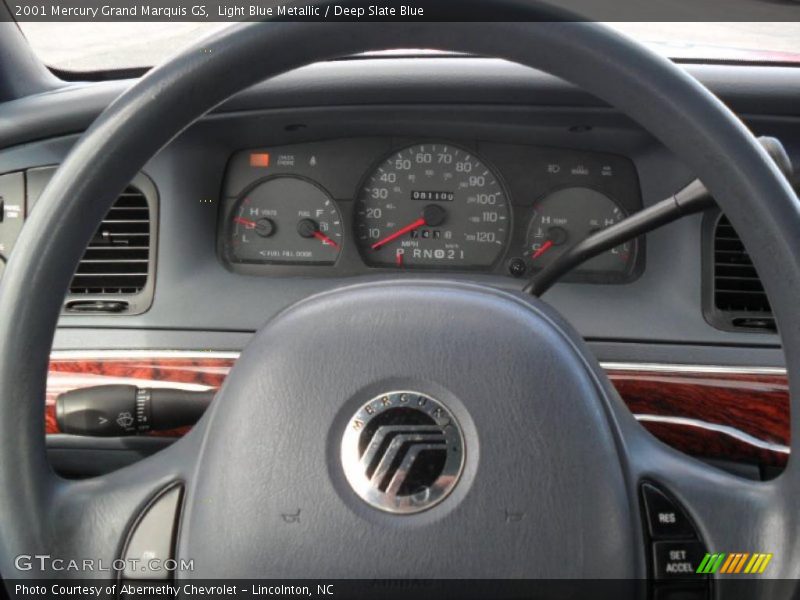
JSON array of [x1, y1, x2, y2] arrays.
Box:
[[525, 187, 634, 277], [227, 176, 343, 265]]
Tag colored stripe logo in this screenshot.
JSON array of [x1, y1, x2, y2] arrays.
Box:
[[697, 553, 773, 574]]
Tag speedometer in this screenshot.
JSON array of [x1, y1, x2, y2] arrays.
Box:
[[355, 143, 510, 269]]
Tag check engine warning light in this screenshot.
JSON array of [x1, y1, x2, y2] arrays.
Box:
[[249, 152, 271, 168]]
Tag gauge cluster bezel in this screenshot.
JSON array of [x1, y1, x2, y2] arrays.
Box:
[[216, 136, 645, 284]]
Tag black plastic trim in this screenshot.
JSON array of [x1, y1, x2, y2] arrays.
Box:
[[702, 209, 775, 334], [27, 168, 159, 316], [46, 434, 175, 478]]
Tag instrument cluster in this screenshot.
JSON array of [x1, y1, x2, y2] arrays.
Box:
[[219, 137, 643, 283]]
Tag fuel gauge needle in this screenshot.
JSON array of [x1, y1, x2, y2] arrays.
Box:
[[313, 230, 340, 249], [531, 239, 554, 260]]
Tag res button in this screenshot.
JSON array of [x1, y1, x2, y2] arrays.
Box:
[[642, 483, 697, 539]]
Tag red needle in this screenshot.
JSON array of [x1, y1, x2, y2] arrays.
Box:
[[531, 239, 554, 260], [313, 230, 340, 249], [234, 217, 257, 228], [371, 217, 426, 250]]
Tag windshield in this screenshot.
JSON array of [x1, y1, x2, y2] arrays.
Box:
[[16, 22, 800, 72]]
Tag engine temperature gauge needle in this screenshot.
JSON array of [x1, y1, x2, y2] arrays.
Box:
[[531, 239, 554, 260], [313, 230, 340, 249], [234, 217, 257, 228], [371, 217, 426, 250]]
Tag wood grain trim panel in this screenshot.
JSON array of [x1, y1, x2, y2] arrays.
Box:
[[607, 369, 789, 468], [45, 356, 790, 468]]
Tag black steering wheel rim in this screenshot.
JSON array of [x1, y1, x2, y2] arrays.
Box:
[[1, 11, 799, 590]]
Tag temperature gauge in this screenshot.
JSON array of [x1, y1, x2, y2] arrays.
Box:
[[227, 176, 343, 265], [525, 187, 635, 277]]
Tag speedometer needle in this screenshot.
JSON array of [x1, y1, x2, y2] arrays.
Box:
[[531, 239, 554, 260], [371, 217, 426, 250]]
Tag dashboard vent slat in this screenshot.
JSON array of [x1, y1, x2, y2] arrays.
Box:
[[712, 214, 773, 328], [69, 186, 151, 296]]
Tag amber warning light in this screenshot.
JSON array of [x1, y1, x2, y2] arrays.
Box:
[[249, 152, 270, 168]]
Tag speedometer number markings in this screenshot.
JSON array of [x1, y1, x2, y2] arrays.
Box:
[[355, 144, 510, 268]]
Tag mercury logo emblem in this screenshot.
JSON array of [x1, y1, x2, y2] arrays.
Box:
[[341, 391, 465, 514]]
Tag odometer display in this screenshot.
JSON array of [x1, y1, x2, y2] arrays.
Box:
[[355, 143, 510, 269]]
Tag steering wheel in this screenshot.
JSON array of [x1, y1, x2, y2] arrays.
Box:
[[1, 10, 799, 597]]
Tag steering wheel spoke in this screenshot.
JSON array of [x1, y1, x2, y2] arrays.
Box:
[[613, 404, 796, 584], [31, 432, 201, 579]]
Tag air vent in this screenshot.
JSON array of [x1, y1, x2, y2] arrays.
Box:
[[69, 186, 150, 296], [709, 214, 774, 332]]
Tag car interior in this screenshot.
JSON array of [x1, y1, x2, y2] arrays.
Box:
[[1, 7, 799, 599]]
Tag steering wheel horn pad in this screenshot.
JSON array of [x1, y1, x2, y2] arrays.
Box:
[[0, 11, 799, 590], [181, 281, 635, 577]]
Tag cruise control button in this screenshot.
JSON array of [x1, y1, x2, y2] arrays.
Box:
[[122, 485, 182, 580], [0, 172, 25, 258], [653, 540, 707, 580], [642, 483, 697, 539]]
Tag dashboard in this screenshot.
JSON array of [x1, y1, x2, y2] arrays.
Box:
[[219, 138, 643, 283], [0, 57, 797, 355], [0, 52, 798, 484]]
